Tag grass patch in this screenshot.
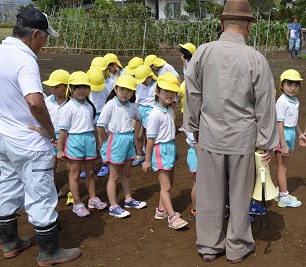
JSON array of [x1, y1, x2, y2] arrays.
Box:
[[0, 28, 13, 42]]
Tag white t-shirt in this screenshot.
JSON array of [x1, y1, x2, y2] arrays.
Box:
[[45, 95, 68, 133], [158, 63, 179, 78], [97, 96, 141, 133], [135, 80, 156, 107], [0, 37, 52, 151], [276, 93, 299, 127], [58, 99, 96, 133], [146, 103, 175, 144], [89, 89, 109, 114]]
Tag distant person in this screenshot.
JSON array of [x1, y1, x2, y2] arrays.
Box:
[[184, 0, 279, 263], [287, 15, 303, 58], [0, 8, 81, 266], [274, 69, 306, 207]]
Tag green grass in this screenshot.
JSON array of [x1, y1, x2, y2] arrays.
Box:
[[0, 28, 13, 42]]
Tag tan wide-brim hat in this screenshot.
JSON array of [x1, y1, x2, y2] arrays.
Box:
[[218, 0, 256, 22], [292, 15, 301, 21]]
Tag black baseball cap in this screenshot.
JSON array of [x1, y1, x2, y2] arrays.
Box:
[[16, 8, 59, 37]]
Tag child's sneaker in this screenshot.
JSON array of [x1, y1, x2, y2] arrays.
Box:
[[66, 192, 74, 206], [168, 213, 188, 230], [88, 197, 108, 210], [109, 205, 130, 218], [132, 155, 145, 166], [80, 172, 86, 179], [278, 196, 302, 208], [124, 198, 147, 209], [154, 208, 168, 220], [249, 215, 254, 223], [189, 209, 196, 220], [274, 194, 297, 202], [249, 200, 267, 215], [80, 165, 99, 178], [56, 185, 62, 197], [73, 203, 90, 217], [97, 165, 109, 177]]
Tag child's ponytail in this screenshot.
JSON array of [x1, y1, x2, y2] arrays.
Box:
[[86, 96, 97, 120]]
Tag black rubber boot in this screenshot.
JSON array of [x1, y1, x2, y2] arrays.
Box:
[[0, 214, 31, 258], [35, 221, 81, 266]]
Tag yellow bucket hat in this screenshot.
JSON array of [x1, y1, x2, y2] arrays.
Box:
[[135, 64, 157, 84], [115, 74, 137, 91], [87, 68, 105, 92], [153, 57, 167, 67], [90, 57, 107, 71], [280, 69, 303, 82], [179, 43, 196, 55], [42, 69, 70, 86], [125, 57, 144, 76], [66, 71, 91, 98], [104, 53, 123, 69], [157, 72, 180, 93], [144, 54, 157, 66]]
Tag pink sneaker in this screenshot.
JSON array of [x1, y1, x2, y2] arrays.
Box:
[[154, 208, 168, 220], [88, 197, 108, 210], [168, 213, 188, 229], [73, 203, 90, 217]]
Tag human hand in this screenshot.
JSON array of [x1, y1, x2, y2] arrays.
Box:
[[281, 145, 289, 158], [57, 151, 66, 160], [142, 161, 151, 172], [261, 150, 272, 165], [28, 125, 57, 146], [299, 133, 306, 146]]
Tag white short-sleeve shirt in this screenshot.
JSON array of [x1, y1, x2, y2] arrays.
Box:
[[146, 103, 175, 144], [58, 99, 96, 133], [45, 95, 68, 133], [276, 93, 299, 127], [97, 96, 142, 133], [158, 63, 179, 78], [89, 89, 109, 114], [0, 37, 52, 151], [135, 80, 156, 107]]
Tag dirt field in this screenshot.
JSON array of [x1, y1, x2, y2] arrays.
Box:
[[1, 51, 306, 267]]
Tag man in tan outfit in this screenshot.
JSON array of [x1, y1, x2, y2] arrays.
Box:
[[183, 0, 279, 264]]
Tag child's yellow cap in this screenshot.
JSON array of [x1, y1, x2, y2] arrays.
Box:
[[87, 68, 105, 92], [280, 69, 303, 82], [115, 74, 137, 91], [135, 64, 157, 84], [90, 57, 107, 71], [42, 69, 70, 86], [125, 57, 144, 75], [157, 72, 180, 92], [104, 53, 123, 69], [179, 43, 196, 55], [144, 54, 157, 66], [153, 57, 166, 67], [68, 71, 91, 86]]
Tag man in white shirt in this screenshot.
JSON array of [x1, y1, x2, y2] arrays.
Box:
[[0, 8, 81, 266]]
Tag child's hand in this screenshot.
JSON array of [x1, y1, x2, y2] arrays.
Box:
[[57, 151, 65, 160], [281, 145, 289, 158], [142, 161, 151, 172], [261, 150, 271, 165], [299, 133, 306, 146]]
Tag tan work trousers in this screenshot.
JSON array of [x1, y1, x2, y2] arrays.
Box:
[[196, 148, 256, 260]]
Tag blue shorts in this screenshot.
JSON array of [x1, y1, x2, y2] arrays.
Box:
[[274, 126, 296, 152], [138, 105, 153, 128], [151, 140, 176, 172], [187, 147, 197, 173], [53, 132, 59, 158], [64, 132, 97, 160], [101, 132, 136, 164]]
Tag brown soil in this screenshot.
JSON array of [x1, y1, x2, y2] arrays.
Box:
[[1, 51, 306, 267]]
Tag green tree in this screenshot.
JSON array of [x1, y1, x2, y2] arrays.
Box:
[[248, 0, 276, 11], [184, 0, 199, 18]]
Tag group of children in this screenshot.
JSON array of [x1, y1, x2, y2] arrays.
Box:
[[43, 43, 304, 231]]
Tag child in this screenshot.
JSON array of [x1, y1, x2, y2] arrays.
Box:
[[125, 57, 143, 76], [142, 72, 188, 230], [97, 74, 147, 218], [43, 69, 70, 198], [182, 127, 197, 220], [132, 64, 157, 166], [179, 43, 196, 77], [144, 54, 157, 68], [274, 69, 306, 207], [57, 71, 107, 217], [104, 53, 125, 83]]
